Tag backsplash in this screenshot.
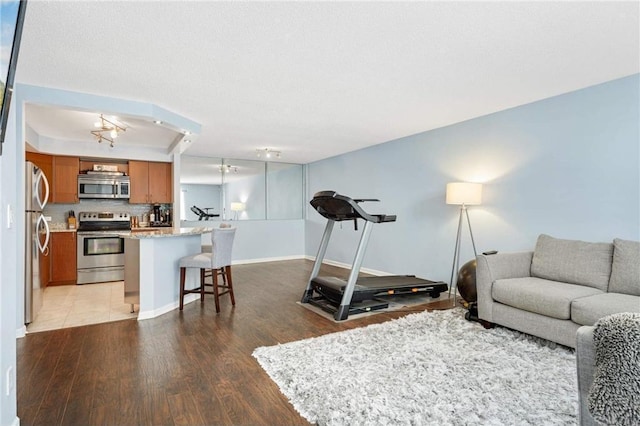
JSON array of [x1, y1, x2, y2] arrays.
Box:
[[44, 200, 166, 223]]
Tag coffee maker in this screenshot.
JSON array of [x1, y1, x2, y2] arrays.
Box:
[[153, 204, 161, 223]]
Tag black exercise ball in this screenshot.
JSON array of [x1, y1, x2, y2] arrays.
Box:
[[457, 259, 477, 303]]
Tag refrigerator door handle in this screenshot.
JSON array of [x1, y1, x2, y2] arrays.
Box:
[[36, 214, 50, 254], [35, 169, 50, 209]]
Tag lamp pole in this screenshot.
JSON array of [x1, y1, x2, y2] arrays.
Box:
[[448, 203, 479, 306], [445, 181, 482, 307]]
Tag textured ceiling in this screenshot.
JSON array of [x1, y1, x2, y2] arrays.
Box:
[[16, 1, 640, 164]]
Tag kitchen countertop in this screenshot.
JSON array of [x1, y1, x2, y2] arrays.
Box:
[[48, 223, 76, 232], [47, 223, 179, 233], [118, 227, 212, 239]]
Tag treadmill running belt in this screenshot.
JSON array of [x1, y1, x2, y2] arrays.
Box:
[[311, 275, 448, 304]]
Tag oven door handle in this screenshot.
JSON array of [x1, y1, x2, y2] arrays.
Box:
[[77, 266, 124, 273]]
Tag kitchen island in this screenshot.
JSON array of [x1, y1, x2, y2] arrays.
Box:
[[120, 227, 212, 319]]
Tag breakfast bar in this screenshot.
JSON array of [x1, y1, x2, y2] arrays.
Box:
[[120, 227, 212, 320]]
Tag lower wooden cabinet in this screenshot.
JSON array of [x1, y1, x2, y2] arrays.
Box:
[[39, 246, 50, 289], [50, 232, 77, 285]]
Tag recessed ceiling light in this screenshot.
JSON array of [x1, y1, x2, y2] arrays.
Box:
[[153, 120, 163, 125], [184, 130, 191, 135], [184, 139, 191, 144]]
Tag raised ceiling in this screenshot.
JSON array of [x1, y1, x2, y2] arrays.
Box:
[[16, 1, 640, 164]]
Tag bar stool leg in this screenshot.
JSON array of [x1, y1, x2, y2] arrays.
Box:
[[179, 267, 186, 310], [226, 266, 235, 306], [200, 268, 205, 303], [213, 269, 221, 313]]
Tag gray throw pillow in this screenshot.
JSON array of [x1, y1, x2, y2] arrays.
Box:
[[531, 234, 613, 291], [608, 238, 640, 296]]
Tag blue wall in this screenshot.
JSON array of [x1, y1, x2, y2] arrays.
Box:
[[306, 74, 640, 283]]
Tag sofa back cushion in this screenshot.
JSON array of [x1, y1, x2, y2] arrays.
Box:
[[531, 234, 613, 291], [608, 238, 640, 296]]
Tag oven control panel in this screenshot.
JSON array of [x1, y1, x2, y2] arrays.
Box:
[[79, 212, 131, 222]]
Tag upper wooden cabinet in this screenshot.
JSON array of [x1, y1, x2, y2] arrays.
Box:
[[148, 162, 172, 203], [52, 156, 80, 204], [129, 160, 172, 204], [26, 153, 79, 204], [128, 160, 149, 203]]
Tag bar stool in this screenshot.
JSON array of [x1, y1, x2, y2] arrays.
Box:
[[178, 227, 236, 312]]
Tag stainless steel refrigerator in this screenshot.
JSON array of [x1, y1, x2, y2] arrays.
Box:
[[25, 161, 50, 324]]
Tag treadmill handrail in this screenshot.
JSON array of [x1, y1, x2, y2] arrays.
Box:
[[310, 191, 397, 223]]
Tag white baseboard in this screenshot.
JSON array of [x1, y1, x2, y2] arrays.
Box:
[[303, 255, 389, 277], [137, 293, 199, 320], [16, 325, 26, 339], [233, 254, 305, 265], [11, 416, 20, 426]]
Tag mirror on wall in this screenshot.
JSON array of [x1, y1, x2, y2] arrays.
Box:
[[266, 162, 303, 220], [180, 156, 223, 221], [223, 158, 266, 220], [180, 155, 303, 223]]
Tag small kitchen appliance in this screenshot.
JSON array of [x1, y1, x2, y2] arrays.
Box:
[[77, 171, 130, 199]]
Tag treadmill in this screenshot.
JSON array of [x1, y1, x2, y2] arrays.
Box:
[[301, 191, 448, 321]]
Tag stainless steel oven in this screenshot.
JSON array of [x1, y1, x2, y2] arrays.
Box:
[[77, 212, 130, 284]]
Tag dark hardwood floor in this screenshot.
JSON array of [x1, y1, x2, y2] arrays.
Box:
[[17, 260, 455, 426]]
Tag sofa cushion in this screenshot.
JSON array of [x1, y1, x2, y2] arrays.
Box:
[[531, 234, 613, 291], [571, 293, 640, 326], [608, 238, 640, 296], [492, 277, 603, 320]]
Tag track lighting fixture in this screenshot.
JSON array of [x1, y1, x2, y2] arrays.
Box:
[[256, 148, 281, 159], [91, 114, 126, 148]]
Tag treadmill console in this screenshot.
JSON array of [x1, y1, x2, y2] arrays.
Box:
[[310, 191, 396, 226]]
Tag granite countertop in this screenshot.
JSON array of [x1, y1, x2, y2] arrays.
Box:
[[118, 227, 212, 239], [48, 223, 76, 232]]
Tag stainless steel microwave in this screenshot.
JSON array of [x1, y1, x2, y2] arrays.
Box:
[[78, 175, 130, 199]]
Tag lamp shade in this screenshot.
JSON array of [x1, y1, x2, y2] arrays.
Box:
[[446, 182, 482, 205], [230, 202, 245, 212]]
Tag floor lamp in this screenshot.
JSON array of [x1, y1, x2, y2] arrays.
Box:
[[230, 202, 245, 220], [446, 182, 482, 306]]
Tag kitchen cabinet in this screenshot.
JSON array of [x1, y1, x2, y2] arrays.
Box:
[[52, 156, 80, 203], [25, 153, 79, 204], [39, 245, 50, 289], [129, 160, 172, 204], [50, 232, 77, 285]]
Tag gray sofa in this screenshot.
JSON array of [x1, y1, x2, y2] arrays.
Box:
[[576, 326, 598, 425], [476, 234, 640, 348]]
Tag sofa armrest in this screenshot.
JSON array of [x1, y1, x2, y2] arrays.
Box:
[[576, 326, 598, 426], [476, 251, 533, 322]]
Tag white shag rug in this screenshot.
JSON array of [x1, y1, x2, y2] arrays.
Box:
[[253, 309, 578, 426]]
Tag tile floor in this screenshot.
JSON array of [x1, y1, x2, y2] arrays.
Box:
[[26, 281, 138, 333]]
